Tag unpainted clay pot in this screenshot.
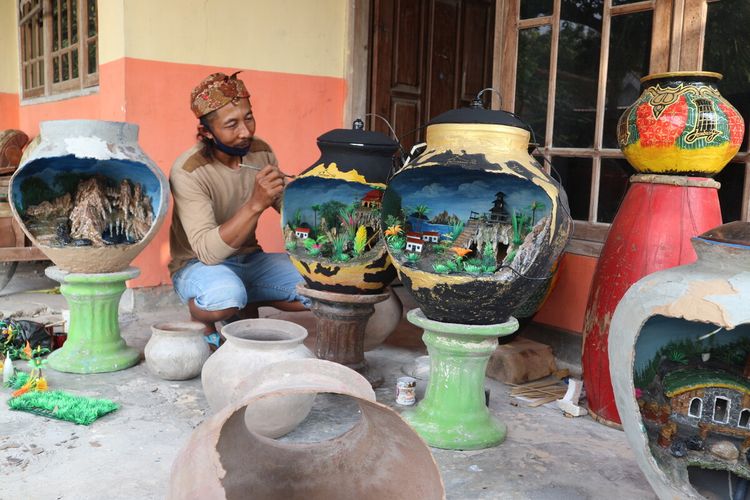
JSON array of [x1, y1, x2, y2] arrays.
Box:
[[10, 120, 169, 273], [201, 319, 314, 413], [145, 321, 210, 381], [235, 358, 375, 438], [169, 359, 445, 500], [364, 285, 404, 351]]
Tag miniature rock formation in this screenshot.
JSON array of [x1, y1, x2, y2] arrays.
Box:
[[24, 176, 153, 248]]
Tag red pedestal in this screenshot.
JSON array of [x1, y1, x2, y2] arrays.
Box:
[[582, 174, 722, 426]]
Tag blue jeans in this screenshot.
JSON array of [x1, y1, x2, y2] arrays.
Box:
[[172, 252, 310, 311]]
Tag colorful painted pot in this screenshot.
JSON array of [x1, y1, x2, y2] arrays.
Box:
[[617, 71, 744, 176], [282, 121, 399, 294], [381, 104, 572, 325], [10, 120, 169, 273]]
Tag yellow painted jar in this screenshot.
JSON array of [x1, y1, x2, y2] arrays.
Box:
[[381, 103, 572, 325], [281, 121, 398, 294], [617, 71, 744, 176]]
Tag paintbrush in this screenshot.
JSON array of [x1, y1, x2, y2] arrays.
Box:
[[239, 163, 296, 178]]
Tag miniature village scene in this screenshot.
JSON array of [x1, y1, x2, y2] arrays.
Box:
[[13, 162, 157, 249], [282, 175, 385, 266], [381, 165, 553, 278], [633, 317, 750, 480]]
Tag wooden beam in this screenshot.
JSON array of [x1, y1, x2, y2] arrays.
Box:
[[679, 0, 708, 70], [497, 0, 519, 112], [650, 0, 671, 73], [544, 0, 561, 150], [669, 0, 686, 70]]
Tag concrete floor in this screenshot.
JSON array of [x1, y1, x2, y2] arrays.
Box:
[[0, 262, 656, 500]]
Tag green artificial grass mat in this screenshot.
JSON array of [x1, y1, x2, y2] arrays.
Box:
[[8, 390, 119, 425]]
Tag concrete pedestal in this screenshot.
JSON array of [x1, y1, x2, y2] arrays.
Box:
[[45, 266, 140, 374], [296, 284, 389, 387], [402, 308, 518, 450]]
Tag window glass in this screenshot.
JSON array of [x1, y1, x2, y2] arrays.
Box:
[[515, 27, 551, 147], [520, 0, 553, 19], [554, 0, 602, 148], [597, 158, 633, 223], [704, 0, 750, 152], [740, 409, 750, 427], [715, 163, 746, 222], [602, 11, 652, 149], [612, 0, 645, 5], [549, 157, 591, 221]]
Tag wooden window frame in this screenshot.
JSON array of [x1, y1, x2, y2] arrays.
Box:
[[17, 0, 98, 101], [494, 0, 672, 256]]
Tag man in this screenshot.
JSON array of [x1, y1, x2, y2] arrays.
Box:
[[169, 72, 308, 348]]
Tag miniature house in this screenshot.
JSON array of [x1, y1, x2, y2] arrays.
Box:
[[295, 228, 310, 239], [665, 369, 750, 436], [422, 231, 440, 243], [361, 189, 383, 209], [406, 237, 423, 253]]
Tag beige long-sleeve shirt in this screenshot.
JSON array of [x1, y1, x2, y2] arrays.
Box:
[[168, 138, 278, 275]]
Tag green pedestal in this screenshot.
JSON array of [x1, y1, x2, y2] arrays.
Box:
[[45, 266, 141, 374], [401, 308, 519, 450]]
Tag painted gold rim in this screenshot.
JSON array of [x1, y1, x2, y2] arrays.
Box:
[[640, 71, 722, 83]]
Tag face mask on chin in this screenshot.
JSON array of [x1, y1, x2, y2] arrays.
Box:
[[200, 116, 251, 157]]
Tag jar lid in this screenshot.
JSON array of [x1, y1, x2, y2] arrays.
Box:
[[317, 119, 399, 149], [427, 102, 532, 132], [699, 221, 750, 247]]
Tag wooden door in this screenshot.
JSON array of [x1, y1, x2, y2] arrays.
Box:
[[369, 0, 495, 154]]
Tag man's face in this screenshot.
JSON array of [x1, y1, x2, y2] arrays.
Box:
[[201, 97, 255, 148]]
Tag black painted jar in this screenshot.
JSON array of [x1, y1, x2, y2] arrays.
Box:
[[381, 104, 572, 324], [282, 121, 399, 294]]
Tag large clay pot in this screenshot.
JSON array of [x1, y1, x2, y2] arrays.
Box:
[[610, 222, 750, 499], [381, 103, 572, 325], [201, 318, 314, 416], [617, 71, 744, 176], [145, 321, 210, 381], [282, 121, 399, 294], [363, 285, 403, 351], [9, 120, 169, 273], [169, 360, 445, 499]]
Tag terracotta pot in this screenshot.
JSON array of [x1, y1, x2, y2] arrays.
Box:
[[610, 222, 750, 499], [282, 121, 399, 294], [617, 71, 744, 176], [363, 285, 403, 351], [145, 321, 210, 381], [235, 358, 375, 438], [9, 120, 169, 273], [169, 360, 445, 499], [382, 104, 572, 325], [201, 319, 314, 415]]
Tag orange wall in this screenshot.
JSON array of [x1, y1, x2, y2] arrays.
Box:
[[533, 252, 597, 334], [9, 57, 346, 288], [0, 93, 19, 131]]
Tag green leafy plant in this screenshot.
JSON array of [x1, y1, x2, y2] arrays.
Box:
[[405, 252, 421, 263], [285, 240, 297, 252], [449, 220, 464, 241], [389, 235, 406, 251], [432, 262, 451, 274]]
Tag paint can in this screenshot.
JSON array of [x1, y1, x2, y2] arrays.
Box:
[[395, 376, 417, 406]]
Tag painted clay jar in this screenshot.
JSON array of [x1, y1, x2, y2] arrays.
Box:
[[282, 121, 399, 294], [382, 103, 572, 325], [145, 321, 211, 381], [201, 318, 314, 421], [610, 222, 750, 499], [9, 120, 169, 273], [169, 359, 445, 499], [617, 71, 744, 176]]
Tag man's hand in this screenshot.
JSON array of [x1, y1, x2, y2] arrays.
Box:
[[248, 165, 285, 212]]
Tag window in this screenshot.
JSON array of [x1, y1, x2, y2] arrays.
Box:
[[18, 0, 98, 99], [688, 397, 702, 418], [496, 0, 750, 255], [713, 396, 729, 424], [739, 409, 750, 427]]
